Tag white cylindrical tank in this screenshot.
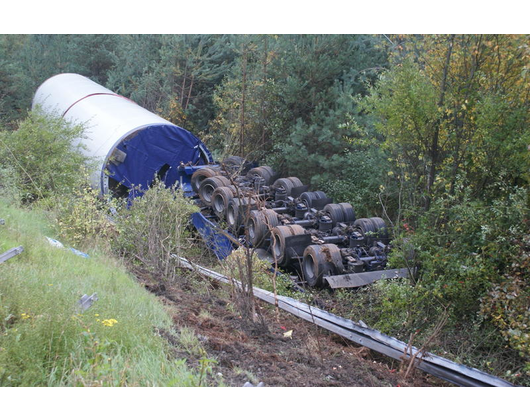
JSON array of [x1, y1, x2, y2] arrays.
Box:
[[32, 73, 212, 197]]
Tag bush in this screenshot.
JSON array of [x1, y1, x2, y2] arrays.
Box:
[[480, 234, 530, 376], [0, 164, 21, 203], [112, 181, 199, 282], [367, 185, 530, 383], [54, 185, 118, 248], [0, 110, 89, 204], [402, 187, 529, 321]]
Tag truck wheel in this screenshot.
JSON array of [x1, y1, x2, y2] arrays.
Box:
[[222, 156, 245, 174], [191, 167, 219, 193], [354, 218, 377, 245], [300, 191, 328, 209], [287, 177, 303, 188], [198, 175, 231, 206], [271, 224, 305, 266], [272, 178, 295, 196], [302, 244, 344, 288], [323, 203, 345, 226], [212, 186, 236, 219], [248, 209, 280, 248], [338, 203, 356, 223], [249, 210, 268, 247], [227, 197, 256, 232], [248, 165, 277, 185]]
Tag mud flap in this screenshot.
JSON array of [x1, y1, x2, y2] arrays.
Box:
[[325, 267, 413, 289], [284, 233, 312, 261]]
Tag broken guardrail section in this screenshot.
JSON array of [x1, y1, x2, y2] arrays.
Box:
[[174, 255, 514, 387], [0, 246, 24, 264]]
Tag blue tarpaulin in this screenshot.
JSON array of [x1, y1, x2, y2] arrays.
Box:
[[105, 124, 212, 200], [103, 123, 234, 260]]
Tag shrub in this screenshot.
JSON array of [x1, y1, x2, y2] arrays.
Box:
[[54, 185, 118, 248], [401, 187, 529, 321], [480, 234, 530, 376], [0, 110, 88, 203], [112, 181, 199, 282]]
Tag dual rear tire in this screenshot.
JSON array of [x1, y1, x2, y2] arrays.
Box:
[[302, 244, 344, 288]]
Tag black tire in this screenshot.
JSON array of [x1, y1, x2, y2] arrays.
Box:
[[260, 165, 277, 183], [354, 217, 378, 245], [287, 177, 303, 188], [211, 186, 236, 219], [222, 156, 245, 174], [300, 191, 328, 209], [198, 175, 231, 206], [338, 203, 356, 223], [249, 210, 268, 247], [270, 224, 306, 266], [248, 209, 280, 248], [323, 203, 345, 226], [369, 217, 389, 244], [262, 209, 279, 228], [272, 178, 295, 196], [247, 165, 276, 185], [191, 167, 219, 193], [302, 244, 344, 288], [226, 197, 256, 231]]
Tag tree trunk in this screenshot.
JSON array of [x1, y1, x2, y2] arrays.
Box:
[[425, 35, 454, 211]]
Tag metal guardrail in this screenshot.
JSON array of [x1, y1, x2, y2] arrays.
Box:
[[175, 255, 514, 387], [0, 246, 24, 263]]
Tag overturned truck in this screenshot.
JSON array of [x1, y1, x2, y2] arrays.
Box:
[[33, 73, 410, 289], [191, 162, 411, 288]]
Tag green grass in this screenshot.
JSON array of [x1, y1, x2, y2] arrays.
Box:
[[0, 199, 205, 386]]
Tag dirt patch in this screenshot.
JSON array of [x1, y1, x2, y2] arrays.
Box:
[[135, 266, 447, 387]]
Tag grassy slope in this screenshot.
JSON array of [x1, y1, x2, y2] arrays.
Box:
[[0, 199, 200, 386]]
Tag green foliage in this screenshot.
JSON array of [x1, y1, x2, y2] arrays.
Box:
[[263, 35, 389, 215], [0, 110, 88, 203], [112, 181, 199, 281], [364, 35, 530, 211], [398, 187, 528, 318], [107, 34, 236, 135], [361, 59, 439, 209], [0, 199, 203, 386], [0, 164, 22, 203], [208, 35, 278, 160], [54, 185, 117, 248], [354, 37, 530, 382], [480, 234, 530, 375]]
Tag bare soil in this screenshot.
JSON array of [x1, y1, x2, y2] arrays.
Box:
[[135, 266, 447, 387]]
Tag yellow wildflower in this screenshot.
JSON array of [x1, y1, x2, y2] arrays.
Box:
[[101, 319, 118, 327]]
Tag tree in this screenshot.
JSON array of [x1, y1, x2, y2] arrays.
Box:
[[209, 34, 390, 209], [209, 35, 277, 160], [265, 35, 389, 214], [0, 34, 120, 128], [107, 34, 236, 135], [361, 35, 530, 374], [364, 35, 530, 212], [159, 34, 236, 133]]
